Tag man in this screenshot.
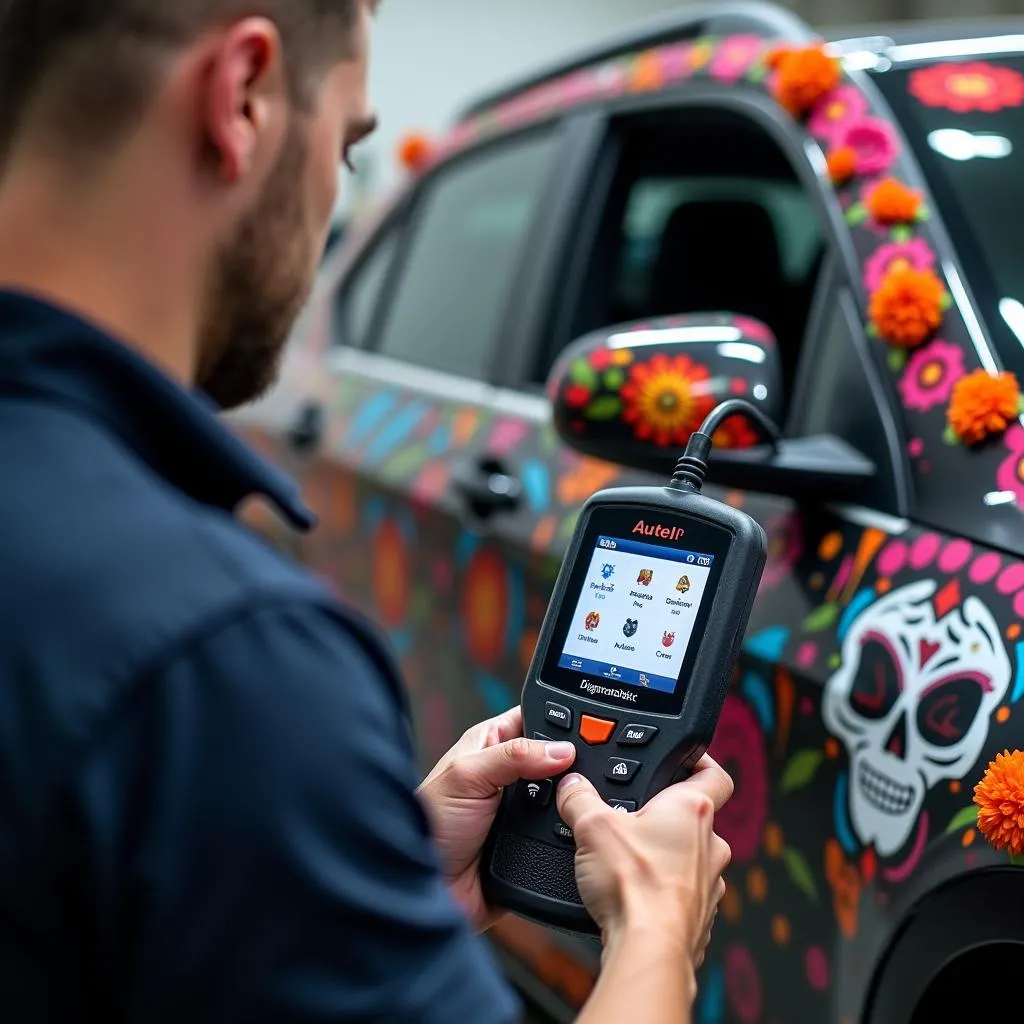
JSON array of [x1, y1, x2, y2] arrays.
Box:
[[0, 2, 732, 1022]]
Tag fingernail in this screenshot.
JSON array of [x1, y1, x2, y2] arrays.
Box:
[[546, 742, 575, 761], [559, 773, 584, 791]]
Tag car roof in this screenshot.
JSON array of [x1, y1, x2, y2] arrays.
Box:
[[457, 1, 1024, 124]]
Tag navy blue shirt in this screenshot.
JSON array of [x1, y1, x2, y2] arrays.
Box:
[[0, 292, 519, 1023]]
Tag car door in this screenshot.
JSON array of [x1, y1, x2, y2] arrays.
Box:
[[483, 95, 913, 1023], [293, 124, 577, 772]]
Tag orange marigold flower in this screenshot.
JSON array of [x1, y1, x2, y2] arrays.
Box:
[[868, 264, 945, 348], [763, 46, 791, 70], [397, 131, 433, 172], [826, 145, 857, 184], [948, 369, 1021, 445], [771, 45, 841, 116], [630, 50, 663, 91], [974, 750, 1024, 854], [866, 178, 922, 224]]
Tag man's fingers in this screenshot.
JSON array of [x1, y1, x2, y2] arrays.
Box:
[[681, 754, 734, 811], [486, 705, 524, 744], [455, 737, 576, 793], [556, 773, 606, 830]]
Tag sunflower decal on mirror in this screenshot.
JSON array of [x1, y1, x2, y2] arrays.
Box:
[[620, 354, 716, 447]]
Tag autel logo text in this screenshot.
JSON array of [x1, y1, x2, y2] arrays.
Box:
[[632, 519, 685, 542]]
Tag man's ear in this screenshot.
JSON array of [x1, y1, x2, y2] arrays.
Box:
[[202, 17, 288, 184]]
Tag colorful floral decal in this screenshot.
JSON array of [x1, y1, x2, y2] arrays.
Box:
[[909, 61, 1024, 113], [724, 943, 763, 1024], [621, 353, 716, 447], [709, 695, 770, 863], [996, 425, 1024, 505], [762, 513, 804, 590], [372, 516, 412, 628], [712, 413, 761, 449], [460, 545, 514, 668], [898, 339, 965, 412]]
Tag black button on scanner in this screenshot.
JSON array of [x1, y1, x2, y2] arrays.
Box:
[[618, 723, 658, 746], [545, 702, 572, 729], [608, 799, 637, 812], [553, 821, 574, 842], [605, 758, 641, 784]]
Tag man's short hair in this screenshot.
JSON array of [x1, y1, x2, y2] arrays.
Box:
[[0, 1, 360, 164]]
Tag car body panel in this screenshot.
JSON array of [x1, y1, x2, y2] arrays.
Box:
[[236, 11, 1024, 1022]]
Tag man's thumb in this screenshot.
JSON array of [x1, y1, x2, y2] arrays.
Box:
[[556, 773, 605, 829], [462, 738, 576, 791]]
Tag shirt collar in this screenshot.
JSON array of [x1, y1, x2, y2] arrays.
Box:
[[0, 289, 315, 531]]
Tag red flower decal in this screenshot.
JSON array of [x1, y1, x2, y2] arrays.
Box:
[[909, 61, 1024, 113], [620, 354, 715, 447]]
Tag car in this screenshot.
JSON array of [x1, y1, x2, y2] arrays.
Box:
[[233, 3, 1024, 1020]]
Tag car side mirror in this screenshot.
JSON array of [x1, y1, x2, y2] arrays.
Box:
[[547, 314, 876, 503]]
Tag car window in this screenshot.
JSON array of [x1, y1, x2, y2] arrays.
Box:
[[334, 228, 400, 348], [541, 107, 826, 398], [617, 177, 822, 315], [374, 128, 560, 380]]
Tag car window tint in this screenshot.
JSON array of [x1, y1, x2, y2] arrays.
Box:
[[335, 229, 400, 348], [375, 129, 559, 380], [616, 177, 822, 315]]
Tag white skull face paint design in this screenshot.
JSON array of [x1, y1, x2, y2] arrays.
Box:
[[823, 580, 1010, 857]]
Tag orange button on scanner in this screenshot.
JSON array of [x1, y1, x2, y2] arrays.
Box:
[[579, 715, 617, 745]]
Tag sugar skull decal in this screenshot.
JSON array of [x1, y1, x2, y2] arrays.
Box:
[[823, 580, 1010, 856]]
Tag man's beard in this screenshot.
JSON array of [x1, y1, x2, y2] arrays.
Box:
[[197, 119, 319, 411]]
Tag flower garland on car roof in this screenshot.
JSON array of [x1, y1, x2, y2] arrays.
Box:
[[766, 43, 1021, 447]]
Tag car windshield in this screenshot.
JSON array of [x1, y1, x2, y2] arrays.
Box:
[[872, 53, 1024, 379]]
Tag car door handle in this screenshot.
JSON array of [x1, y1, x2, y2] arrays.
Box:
[[287, 401, 325, 453], [450, 456, 523, 515]]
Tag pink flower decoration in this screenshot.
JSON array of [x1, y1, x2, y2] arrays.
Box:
[[661, 42, 696, 83], [808, 86, 869, 142], [761, 512, 803, 589], [709, 35, 763, 83], [708, 696, 768, 864], [898, 340, 965, 412], [996, 424, 1024, 507], [864, 238, 937, 291], [561, 69, 599, 106], [733, 315, 775, 344], [725, 944, 763, 1024], [835, 116, 899, 176]]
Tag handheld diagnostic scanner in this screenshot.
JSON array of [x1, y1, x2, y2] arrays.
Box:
[[480, 400, 772, 935]]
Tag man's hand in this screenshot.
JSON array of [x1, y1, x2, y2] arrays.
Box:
[[558, 755, 733, 971], [417, 706, 576, 931]]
